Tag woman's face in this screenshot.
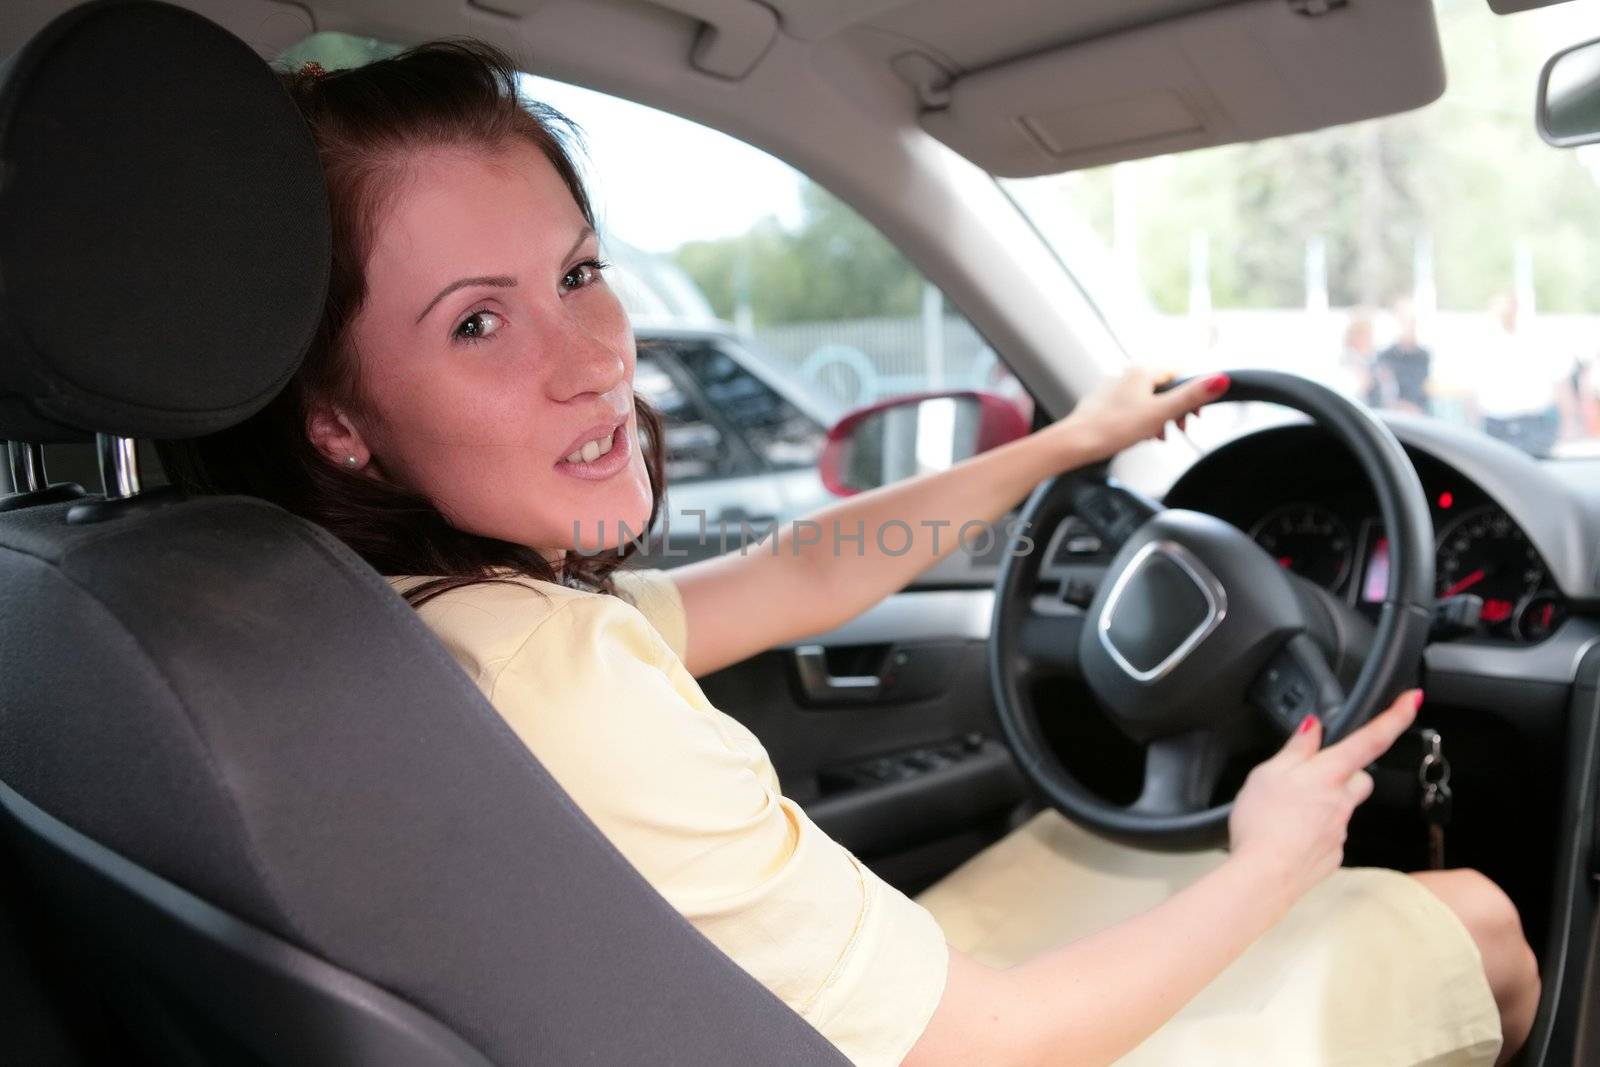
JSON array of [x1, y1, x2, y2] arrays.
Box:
[[329, 139, 651, 554]]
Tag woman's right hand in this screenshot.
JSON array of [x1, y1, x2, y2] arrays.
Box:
[[1045, 366, 1229, 466], [910, 688, 1428, 1067], [1227, 689, 1424, 906]]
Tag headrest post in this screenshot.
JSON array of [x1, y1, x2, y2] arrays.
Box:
[[6, 442, 45, 494], [96, 434, 141, 500]]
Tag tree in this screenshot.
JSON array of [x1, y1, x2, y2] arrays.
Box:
[[673, 183, 922, 325], [275, 32, 401, 72]]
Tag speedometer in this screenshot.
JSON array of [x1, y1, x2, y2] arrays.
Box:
[[1250, 504, 1353, 591], [1435, 506, 1547, 635]]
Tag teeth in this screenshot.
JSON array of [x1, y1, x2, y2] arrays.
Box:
[[564, 431, 615, 465]]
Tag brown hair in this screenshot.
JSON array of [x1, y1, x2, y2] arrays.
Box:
[[157, 40, 665, 608]]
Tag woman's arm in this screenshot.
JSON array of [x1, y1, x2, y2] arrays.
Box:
[[906, 689, 1420, 1067], [672, 369, 1228, 678]]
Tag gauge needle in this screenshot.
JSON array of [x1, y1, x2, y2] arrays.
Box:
[[1443, 568, 1486, 597]]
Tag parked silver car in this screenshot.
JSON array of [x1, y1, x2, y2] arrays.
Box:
[[633, 324, 839, 561]]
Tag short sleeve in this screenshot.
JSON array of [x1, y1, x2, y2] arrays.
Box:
[[485, 593, 948, 1066], [612, 567, 688, 663]]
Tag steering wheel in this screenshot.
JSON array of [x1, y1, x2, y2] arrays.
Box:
[[990, 371, 1435, 849]]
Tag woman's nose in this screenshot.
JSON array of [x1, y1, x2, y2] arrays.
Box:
[[546, 327, 627, 402]]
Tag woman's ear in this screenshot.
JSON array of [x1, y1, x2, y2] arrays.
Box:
[[306, 404, 373, 473]]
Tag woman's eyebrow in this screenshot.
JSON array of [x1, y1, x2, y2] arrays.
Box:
[[411, 228, 596, 325], [562, 225, 597, 263], [415, 275, 517, 324]]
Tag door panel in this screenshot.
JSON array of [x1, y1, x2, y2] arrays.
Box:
[[695, 589, 1026, 894]]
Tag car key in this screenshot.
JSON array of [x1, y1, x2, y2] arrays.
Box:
[[1417, 729, 1452, 870]]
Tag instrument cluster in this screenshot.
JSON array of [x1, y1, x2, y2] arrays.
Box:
[[1247, 499, 1563, 642], [1164, 433, 1567, 645]]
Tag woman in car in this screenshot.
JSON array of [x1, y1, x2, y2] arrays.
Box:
[[162, 42, 1539, 1067]]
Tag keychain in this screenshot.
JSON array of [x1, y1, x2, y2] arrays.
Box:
[[1417, 729, 1452, 870]]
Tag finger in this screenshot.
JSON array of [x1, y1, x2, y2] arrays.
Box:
[[1163, 373, 1230, 420], [1318, 690, 1422, 777], [1317, 689, 1423, 777], [1344, 769, 1375, 806], [1272, 712, 1322, 765]]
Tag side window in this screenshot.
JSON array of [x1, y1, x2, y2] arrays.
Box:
[[662, 185, 1008, 425], [632, 350, 741, 484]]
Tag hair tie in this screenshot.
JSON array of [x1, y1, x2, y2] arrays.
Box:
[[298, 61, 328, 80]]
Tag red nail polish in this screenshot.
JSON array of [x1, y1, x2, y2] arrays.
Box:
[[1413, 690, 1425, 712], [1297, 714, 1318, 734], [1204, 373, 1230, 394]]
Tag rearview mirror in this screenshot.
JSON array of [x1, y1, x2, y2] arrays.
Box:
[[818, 390, 1030, 497], [1537, 36, 1600, 147]]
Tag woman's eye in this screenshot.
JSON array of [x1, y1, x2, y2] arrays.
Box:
[[561, 259, 609, 293], [453, 309, 503, 343]]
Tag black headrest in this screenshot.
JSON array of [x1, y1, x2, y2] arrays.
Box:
[[0, 0, 329, 443]]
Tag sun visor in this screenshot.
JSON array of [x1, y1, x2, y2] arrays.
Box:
[[1487, 1, 1574, 12], [919, 0, 1445, 178]]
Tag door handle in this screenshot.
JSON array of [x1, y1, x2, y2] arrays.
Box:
[[792, 644, 886, 704]]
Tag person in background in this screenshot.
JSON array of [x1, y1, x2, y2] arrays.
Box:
[[1371, 297, 1432, 414], [1335, 308, 1377, 402], [1469, 293, 1573, 457], [1578, 350, 1600, 439]]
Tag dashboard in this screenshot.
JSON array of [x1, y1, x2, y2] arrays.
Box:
[[1163, 425, 1569, 645]]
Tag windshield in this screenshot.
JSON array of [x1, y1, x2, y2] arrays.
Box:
[[1005, 0, 1600, 459]]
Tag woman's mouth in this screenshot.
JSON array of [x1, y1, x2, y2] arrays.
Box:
[[555, 417, 631, 481]]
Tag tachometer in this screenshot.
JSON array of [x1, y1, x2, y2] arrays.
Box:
[[1513, 592, 1567, 643], [1435, 506, 1547, 635], [1250, 504, 1353, 591]]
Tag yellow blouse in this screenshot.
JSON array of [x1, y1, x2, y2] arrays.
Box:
[[388, 568, 949, 1066]]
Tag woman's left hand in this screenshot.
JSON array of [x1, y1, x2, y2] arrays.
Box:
[[1047, 366, 1231, 465]]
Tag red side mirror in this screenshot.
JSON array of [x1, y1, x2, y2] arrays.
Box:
[[819, 389, 1031, 497]]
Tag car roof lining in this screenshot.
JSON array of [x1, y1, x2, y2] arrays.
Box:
[[0, 0, 1449, 186]]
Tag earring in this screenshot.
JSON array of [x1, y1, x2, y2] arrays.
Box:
[[344, 455, 359, 468]]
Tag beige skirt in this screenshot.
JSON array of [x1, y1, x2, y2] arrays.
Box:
[[915, 811, 1502, 1067]]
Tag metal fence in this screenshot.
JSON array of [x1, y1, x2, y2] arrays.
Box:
[[751, 315, 999, 410]]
